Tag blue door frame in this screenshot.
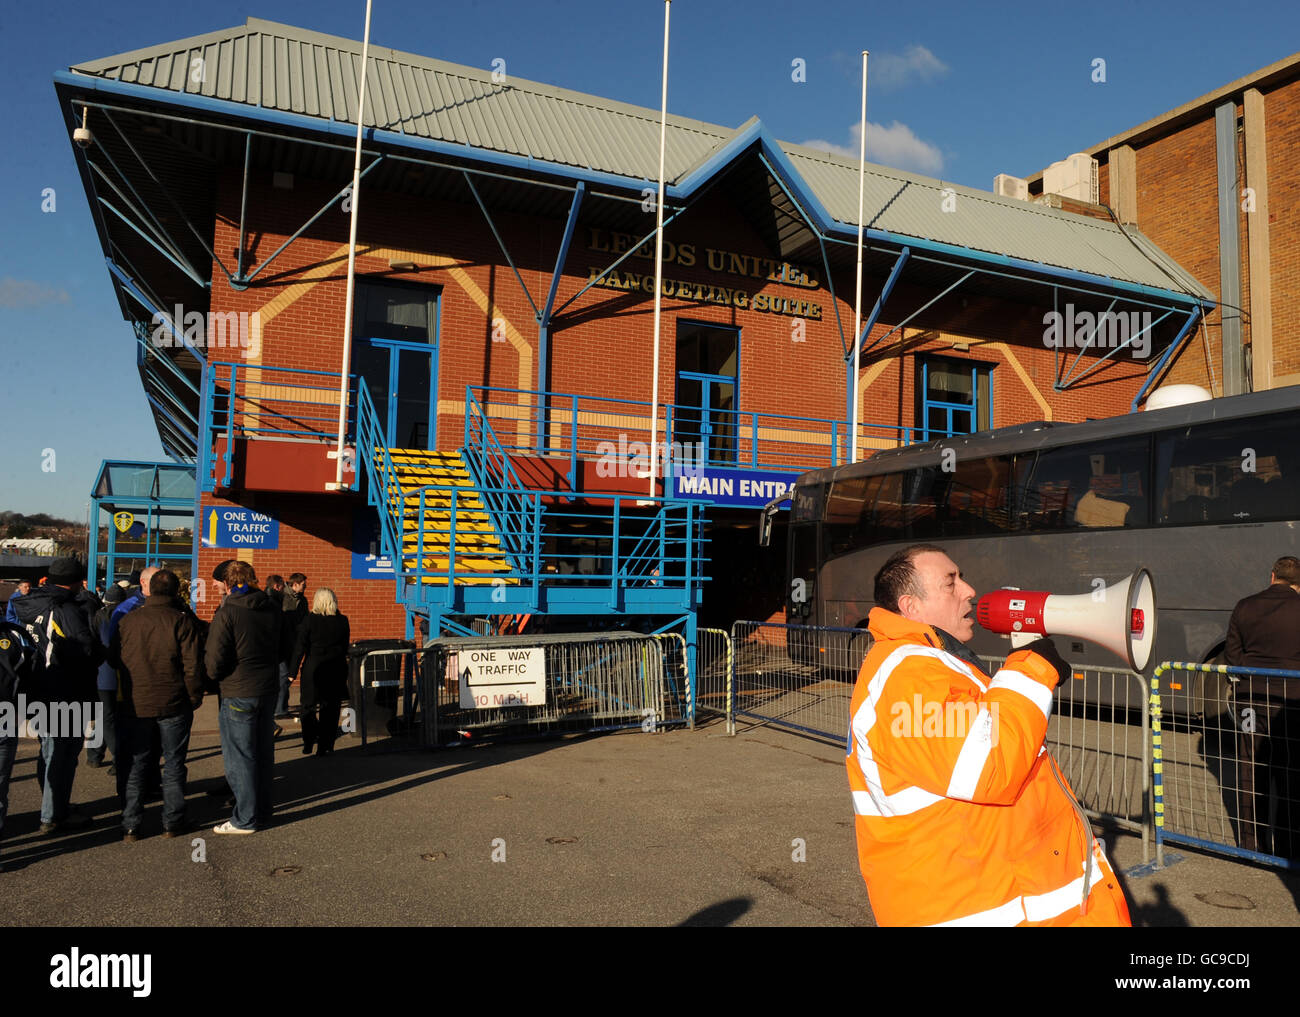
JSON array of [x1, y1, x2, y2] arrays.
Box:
[[675, 369, 738, 466], [362, 337, 440, 450]]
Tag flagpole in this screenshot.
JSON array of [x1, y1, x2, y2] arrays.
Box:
[[850, 49, 868, 464], [648, 0, 671, 499], [331, 0, 374, 490]]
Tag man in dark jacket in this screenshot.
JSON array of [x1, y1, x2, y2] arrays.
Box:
[[86, 584, 128, 770], [205, 561, 280, 833], [0, 620, 35, 868], [13, 557, 102, 833], [111, 569, 205, 840], [276, 573, 308, 719], [1226, 555, 1300, 856]]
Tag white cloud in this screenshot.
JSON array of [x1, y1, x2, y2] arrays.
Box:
[[801, 121, 944, 175], [872, 45, 950, 90], [0, 278, 71, 309]]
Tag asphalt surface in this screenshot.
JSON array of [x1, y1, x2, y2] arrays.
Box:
[[2, 697, 1298, 927]]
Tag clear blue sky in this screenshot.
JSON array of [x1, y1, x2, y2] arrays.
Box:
[[2, 0, 1297, 520]]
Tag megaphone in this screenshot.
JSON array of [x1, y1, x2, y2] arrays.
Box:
[[976, 569, 1157, 672]]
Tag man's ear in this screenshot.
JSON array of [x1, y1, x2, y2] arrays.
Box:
[[896, 593, 919, 621]]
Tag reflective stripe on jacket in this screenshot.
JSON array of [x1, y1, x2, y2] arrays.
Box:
[[846, 607, 1131, 927]]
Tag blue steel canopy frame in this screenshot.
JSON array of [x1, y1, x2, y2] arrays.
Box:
[[87, 460, 197, 593]]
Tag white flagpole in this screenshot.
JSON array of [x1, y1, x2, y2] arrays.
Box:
[[850, 49, 868, 464], [648, 0, 671, 499], [331, 0, 374, 490]]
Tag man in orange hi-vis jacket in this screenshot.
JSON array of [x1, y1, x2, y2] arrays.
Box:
[[846, 543, 1131, 927]]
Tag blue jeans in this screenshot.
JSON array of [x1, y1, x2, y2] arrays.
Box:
[[218, 695, 275, 830], [121, 711, 192, 832], [0, 732, 16, 847], [36, 732, 83, 825], [275, 663, 292, 716]]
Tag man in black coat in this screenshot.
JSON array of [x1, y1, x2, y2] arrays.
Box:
[[1226, 555, 1300, 856], [13, 557, 102, 834], [111, 569, 205, 840], [205, 561, 280, 833], [276, 573, 308, 719]]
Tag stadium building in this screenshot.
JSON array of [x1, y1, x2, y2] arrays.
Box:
[[58, 17, 1217, 645]]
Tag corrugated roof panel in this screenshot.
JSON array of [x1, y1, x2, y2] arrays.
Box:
[[67, 17, 1212, 298]]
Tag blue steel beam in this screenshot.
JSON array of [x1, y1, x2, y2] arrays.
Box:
[[98, 195, 209, 289], [87, 160, 200, 282], [101, 108, 237, 287], [462, 170, 540, 319], [862, 268, 974, 358], [538, 182, 585, 444], [757, 150, 849, 357], [1057, 308, 1174, 390], [237, 133, 251, 279], [853, 247, 911, 362], [1131, 307, 1203, 411], [238, 156, 384, 286], [108, 259, 207, 366]]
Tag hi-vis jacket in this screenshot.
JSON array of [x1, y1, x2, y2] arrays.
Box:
[[846, 607, 1131, 927]]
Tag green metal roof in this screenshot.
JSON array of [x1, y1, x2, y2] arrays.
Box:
[[68, 16, 1213, 299]]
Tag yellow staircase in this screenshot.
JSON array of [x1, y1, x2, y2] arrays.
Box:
[[379, 448, 518, 586]]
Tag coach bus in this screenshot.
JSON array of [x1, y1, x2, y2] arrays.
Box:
[[774, 385, 1300, 715]]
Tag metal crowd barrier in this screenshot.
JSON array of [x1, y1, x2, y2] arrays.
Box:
[[1152, 661, 1300, 870], [421, 631, 686, 745], [695, 627, 735, 735], [982, 655, 1150, 863], [348, 641, 424, 752], [727, 621, 869, 744]]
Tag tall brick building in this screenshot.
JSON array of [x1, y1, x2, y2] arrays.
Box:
[[59, 18, 1215, 640], [1024, 50, 1300, 397]]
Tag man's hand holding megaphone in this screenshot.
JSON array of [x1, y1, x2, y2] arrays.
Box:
[[1014, 637, 1072, 687]]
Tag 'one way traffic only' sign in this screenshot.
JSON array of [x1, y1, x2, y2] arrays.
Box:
[[458, 647, 546, 709]]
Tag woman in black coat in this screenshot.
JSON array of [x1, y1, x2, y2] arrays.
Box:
[[289, 588, 350, 756]]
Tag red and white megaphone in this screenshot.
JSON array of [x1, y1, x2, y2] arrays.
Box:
[[976, 569, 1157, 672]]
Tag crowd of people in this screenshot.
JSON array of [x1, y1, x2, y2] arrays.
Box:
[[0, 558, 352, 865]]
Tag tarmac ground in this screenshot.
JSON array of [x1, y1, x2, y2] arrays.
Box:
[[3, 693, 1299, 929]]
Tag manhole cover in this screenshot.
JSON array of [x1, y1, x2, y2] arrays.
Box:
[[271, 866, 302, 877], [421, 851, 448, 862], [546, 836, 578, 845], [1194, 891, 1256, 910]]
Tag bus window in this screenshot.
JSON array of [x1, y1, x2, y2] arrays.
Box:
[[1022, 438, 1150, 530], [1155, 412, 1298, 524], [944, 455, 1016, 536], [823, 475, 871, 557]]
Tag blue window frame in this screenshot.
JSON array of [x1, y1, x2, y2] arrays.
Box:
[[917, 356, 994, 441], [352, 282, 442, 449]]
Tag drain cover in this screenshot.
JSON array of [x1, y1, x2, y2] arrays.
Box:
[[421, 851, 448, 862], [546, 836, 578, 845], [493, 794, 512, 801], [1194, 891, 1256, 910], [271, 865, 302, 877]]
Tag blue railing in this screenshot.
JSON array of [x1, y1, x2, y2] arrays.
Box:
[[394, 482, 707, 610], [355, 381, 408, 601], [463, 389, 531, 571], [469, 385, 954, 490], [202, 361, 355, 491]]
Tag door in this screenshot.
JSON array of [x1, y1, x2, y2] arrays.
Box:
[[675, 322, 739, 467], [353, 282, 440, 450]]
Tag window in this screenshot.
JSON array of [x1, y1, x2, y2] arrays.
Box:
[[916, 357, 993, 440], [1155, 411, 1300, 524], [1020, 438, 1150, 530]]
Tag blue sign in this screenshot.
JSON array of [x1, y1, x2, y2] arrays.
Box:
[[671, 467, 799, 508], [351, 511, 395, 579], [201, 507, 279, 549]]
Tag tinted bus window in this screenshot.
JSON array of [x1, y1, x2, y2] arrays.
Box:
[[1155, 412, 1300, 524], [944, 456, 1017, 536], [1021, 438, 1150, 530], [823, 475, 871, 557]]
